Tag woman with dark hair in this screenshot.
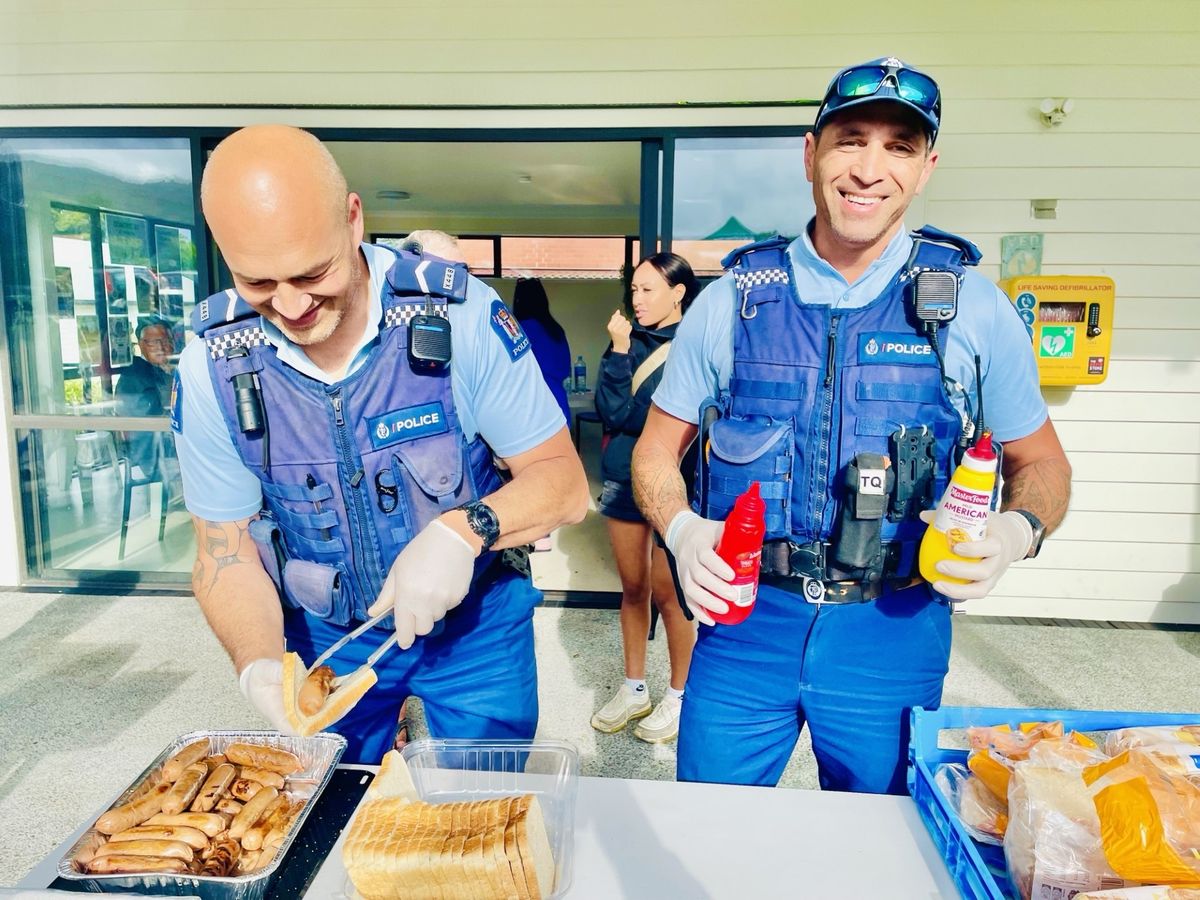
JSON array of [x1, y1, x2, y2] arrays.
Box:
[[591, 252, 700, 744], [512, 277, 572, 426]]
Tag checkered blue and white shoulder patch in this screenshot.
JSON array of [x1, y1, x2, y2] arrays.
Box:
[[733, 268, 790, 292], [205, 326, 269, 359], [383, 302, 441, 329]]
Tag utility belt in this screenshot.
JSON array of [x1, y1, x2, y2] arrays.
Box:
[[759, 538, 923, 605]]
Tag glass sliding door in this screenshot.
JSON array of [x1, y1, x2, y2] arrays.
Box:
[[0, 137, 201, 583], [668, 136, 813, 275]]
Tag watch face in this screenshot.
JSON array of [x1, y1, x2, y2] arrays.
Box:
[[466, 501, 500, 548]]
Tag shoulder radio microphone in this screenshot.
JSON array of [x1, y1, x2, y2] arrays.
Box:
[[397, 239, 453, 369], [912, 269, 959, 327]]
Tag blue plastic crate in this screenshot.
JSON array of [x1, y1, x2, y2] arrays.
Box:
[[907, 704, 1200, 900]]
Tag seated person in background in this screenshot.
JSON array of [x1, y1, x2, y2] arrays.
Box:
[[116, 316, 175, 474], [512, 277, 572, 427]]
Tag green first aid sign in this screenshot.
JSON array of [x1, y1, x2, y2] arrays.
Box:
[[1039, 325, 1076, 358]]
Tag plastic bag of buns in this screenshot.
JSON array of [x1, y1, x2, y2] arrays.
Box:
[[1082, 749, 1200, 887], [935, 763, 1007, 845], [968, 720, 1065, 761], [1075, 887, 1200, 899], [1004, 740, 1129, 900], [1104, 726, 1200, 762]]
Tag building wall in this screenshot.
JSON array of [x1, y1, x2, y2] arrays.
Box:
[[1, 1, 1197, 620]]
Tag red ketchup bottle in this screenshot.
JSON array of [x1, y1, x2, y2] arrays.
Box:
[[709, 482, 766, 625]]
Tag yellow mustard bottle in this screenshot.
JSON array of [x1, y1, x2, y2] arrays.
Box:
[[919, 431, 998, 585]]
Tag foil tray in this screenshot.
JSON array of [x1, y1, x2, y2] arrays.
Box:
[[55, 730, 347, 900]]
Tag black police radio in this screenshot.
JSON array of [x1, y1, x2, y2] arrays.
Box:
[[400, 239, 453, 370]]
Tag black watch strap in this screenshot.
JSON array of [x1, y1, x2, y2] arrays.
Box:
[[461, 500, 500, 553], [1011, 509, 1046, 559]]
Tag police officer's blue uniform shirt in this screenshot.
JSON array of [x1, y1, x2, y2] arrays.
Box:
[[654, 224, 1047, 443], [175, 243, 566, 522]]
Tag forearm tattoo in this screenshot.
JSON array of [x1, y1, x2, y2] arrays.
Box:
[[632, 442, 689, 536], [1003, 457, 1072, 533], [193, 519, 254, 596]]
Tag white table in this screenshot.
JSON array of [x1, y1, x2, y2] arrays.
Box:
[[308, 775, 960, 899], [21, 773, 960, 899]]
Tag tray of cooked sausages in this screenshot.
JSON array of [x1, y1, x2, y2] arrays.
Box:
[[56, 730, 347, 899]]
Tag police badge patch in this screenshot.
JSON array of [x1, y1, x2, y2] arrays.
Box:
[[488, 299, 531, 361], [366, 401, 449, 449]]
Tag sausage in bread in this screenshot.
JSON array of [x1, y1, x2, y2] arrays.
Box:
[[298, 665, 336, 716]]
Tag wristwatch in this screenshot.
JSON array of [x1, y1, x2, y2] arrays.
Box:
[[460, 500, 501, 553], [1010, 509, 1047, 559]]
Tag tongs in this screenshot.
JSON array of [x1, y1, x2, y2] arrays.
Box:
[[308, 609, 397, 685]]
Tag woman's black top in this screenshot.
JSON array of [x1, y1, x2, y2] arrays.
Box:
[[594, 321, 681, 485]]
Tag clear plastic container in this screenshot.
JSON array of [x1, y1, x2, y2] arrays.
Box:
[[385, 738, 580, 899]]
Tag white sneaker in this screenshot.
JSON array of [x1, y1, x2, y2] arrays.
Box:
[[633, 694, 682, 744], [590, 684, 652, 733]]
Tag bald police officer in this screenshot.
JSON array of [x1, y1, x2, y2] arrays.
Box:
[[174, 126, 588, 763]]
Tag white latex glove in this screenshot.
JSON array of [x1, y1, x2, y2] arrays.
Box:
[[238, 658, 299, 734], [368, 518, 475, 649], [665, 510, 737, 626], [920, 509, 1034, 602]]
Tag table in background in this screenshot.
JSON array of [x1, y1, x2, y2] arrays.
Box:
[[567, 391, 601, 451]]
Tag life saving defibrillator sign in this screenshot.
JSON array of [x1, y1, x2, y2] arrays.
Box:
[[366, 401, 449, 449]]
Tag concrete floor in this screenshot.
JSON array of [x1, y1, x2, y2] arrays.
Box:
[[1, 589, 1199, 886]]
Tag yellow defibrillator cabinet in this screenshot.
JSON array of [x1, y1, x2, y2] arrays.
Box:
[[999, 276, 1115, 386]]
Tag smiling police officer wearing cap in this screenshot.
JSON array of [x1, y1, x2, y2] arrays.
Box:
[[633, 58, 1072, 792]]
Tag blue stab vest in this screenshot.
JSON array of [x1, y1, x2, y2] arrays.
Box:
[[696, 227, 981, 582], [195, 248, 503, 625]]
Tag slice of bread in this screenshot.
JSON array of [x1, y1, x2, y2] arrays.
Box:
[[281, 651, 377, 737]]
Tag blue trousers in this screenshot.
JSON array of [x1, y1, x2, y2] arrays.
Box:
[[282, 570, 541, 765], [677, 582, 951, 793]]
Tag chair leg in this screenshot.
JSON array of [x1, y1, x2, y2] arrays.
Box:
[[118, 464, 133, 561], [158, 479, 169, 542]]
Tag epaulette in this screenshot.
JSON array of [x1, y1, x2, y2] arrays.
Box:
[[193, 289, 257, 336], [384, 247, 470, 304], [909, 225, 981, 268], [720, 234, 791, 270]]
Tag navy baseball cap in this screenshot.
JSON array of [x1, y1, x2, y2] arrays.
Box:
[[814, 57, 941, 145]]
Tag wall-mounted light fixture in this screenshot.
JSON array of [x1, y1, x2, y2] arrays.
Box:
[[1039, 98, 1075, 127], [376, 189, 411, 201]]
